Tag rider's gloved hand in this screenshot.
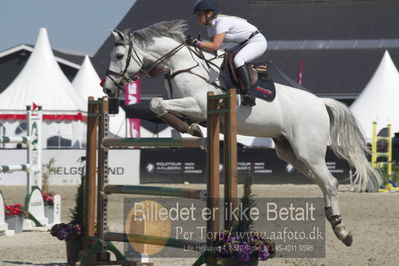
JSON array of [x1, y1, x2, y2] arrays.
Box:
[[185, 35, 200, 47]]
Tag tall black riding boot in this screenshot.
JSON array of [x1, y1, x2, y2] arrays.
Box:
[[236, 65, 256, 106]]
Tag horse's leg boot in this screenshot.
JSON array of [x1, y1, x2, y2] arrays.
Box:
[[236, 65, 256, 107]]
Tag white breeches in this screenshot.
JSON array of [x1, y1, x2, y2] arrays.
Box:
[[233, 34, 267, 68]]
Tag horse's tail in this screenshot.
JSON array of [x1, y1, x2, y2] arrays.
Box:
[[322, 98, 382, 191]]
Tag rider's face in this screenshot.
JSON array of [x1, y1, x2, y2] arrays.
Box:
[[196, 12, 209, 26]]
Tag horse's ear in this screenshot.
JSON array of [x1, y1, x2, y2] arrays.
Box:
[[112, 30, 125, 41], [111, 31, 119, 40]]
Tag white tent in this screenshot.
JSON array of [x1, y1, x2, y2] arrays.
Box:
[[108, 107, 128, 137], [350, 50, 399, 141], [0, 28, 87, 148], [71, 55, 128, 137], [72, 55, 105, 101]]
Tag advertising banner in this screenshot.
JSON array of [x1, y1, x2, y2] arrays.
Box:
[[140, 148, 350, 184], [140, 148, 206, 183]]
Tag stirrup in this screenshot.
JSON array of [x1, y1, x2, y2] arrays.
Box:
[[241, 95, 256, 106]]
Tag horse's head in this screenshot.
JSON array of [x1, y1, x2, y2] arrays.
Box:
[[102, 20, 191, 97], [102, 30, 144, 97]]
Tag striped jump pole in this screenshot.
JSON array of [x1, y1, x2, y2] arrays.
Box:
[[104, 185, 207, 200], [0, 136, 33, 144], [102, 137, 205, 148], [0, 164, 30, 173]]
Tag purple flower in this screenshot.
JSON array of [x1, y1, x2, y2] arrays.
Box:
[[238, 249, 250, 262], [50, 222, 83, 241], [212, 231, 275, 262]]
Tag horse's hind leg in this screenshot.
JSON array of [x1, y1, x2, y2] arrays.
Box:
[[307, 160, 352, 246], [286, 137, 353, 246], [274, 138, 332, 212]]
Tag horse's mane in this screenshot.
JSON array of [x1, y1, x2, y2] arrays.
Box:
[[132, 20, 187, 46]]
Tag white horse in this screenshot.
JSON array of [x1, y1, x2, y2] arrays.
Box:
[[102, 20, 381, 246]]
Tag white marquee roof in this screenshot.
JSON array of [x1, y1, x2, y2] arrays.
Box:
[[0, 28, 86, 114], [0, 44, 81, 69], [72, 55, 105, 102], [350, 50, 399, 140]]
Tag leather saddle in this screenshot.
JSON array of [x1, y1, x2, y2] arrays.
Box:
[[222, 50, 276, 102]]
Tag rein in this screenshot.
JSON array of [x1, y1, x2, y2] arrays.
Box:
[[106, 34, 226, 96], [165, 46, 226, 93]]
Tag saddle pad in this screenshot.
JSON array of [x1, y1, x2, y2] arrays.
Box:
[[251, 78, 276, 102]]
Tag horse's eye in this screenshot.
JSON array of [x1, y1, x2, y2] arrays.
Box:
[[116, 54, 124, 60]]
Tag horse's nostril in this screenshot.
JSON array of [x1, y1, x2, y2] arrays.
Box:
[[103, 88, 115, 97]]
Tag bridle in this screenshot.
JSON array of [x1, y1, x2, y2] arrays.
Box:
[[105, 32, 225, 97], [105, 34, 145, 96], [105, 33, 186, 96]]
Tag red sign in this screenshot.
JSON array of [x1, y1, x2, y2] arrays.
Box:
[[124, 80, 141, 138]]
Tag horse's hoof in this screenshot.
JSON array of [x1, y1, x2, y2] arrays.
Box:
[[342, 233, 353, 246], [333, 222, 352, 246], [188, 123, 203, 137]]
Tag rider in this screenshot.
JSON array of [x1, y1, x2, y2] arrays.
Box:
[[189, 0, 267, 106]]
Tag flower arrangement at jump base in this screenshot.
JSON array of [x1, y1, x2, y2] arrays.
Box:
[[50, 222, 82, 240], [213, 231, 275, 263], [4, 203, 27, 233], [212, 174, 275, 265], [50, 221, 83, 264], [42, 191, 56, 206], [49, 177, 84, 241], [5, 203, 26, 216], [49, 164, 84, 264]]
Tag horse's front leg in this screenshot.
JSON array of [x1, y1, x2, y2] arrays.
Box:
[[150, 97, 205, 137]]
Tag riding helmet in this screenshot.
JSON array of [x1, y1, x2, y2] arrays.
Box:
[[193, 0, 219, 14]]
